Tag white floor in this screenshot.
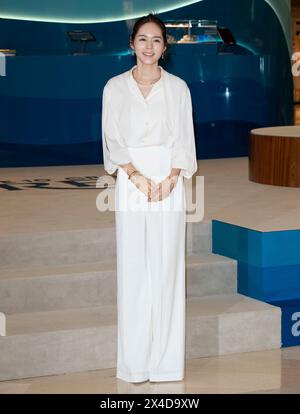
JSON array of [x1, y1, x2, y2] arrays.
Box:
[[1, 347, 300, 394], [0, 157, 299, 234]]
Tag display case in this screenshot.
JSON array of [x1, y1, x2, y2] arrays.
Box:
[[163, 19, 242, 55], [164, 19, 222, 45]]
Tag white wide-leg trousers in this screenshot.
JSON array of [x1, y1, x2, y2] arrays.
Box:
[[115, 145, 186, 383]]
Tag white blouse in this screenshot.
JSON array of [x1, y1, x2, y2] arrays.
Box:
[[101, 64, 198, 179]]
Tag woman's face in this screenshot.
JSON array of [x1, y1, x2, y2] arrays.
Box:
[[131, 22, 166, 66]]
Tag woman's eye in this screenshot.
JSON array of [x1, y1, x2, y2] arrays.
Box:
[[139, 38, 160, 42]]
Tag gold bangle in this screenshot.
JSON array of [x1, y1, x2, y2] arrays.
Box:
[[128, 170, 138, 180], [168, 175, 176, 190]]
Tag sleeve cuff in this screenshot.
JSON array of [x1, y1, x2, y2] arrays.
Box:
[[171, 154, 198, 179], [103, 146, 132, 175]]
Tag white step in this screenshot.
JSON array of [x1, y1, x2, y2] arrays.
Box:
[[0, 228, 117, 268], [188, 220, 212, 254], [0, 258, 117, 314], [0, 221, 211, 269], [0, 293, 281, 381], [186, 253, 237, 298], [0, 253, 236, 314], [186, 294, 281, 357]]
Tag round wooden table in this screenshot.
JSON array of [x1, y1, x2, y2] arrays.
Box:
[[249, 126, 300, 187]]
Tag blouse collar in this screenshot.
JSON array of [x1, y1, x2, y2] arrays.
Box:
[[126, 64, 164, 101]]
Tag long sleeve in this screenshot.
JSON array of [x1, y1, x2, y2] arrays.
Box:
[[101, 83, 132, 175], [170, 83, 198, 179]]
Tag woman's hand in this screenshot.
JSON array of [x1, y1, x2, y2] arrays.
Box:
[[130, 173, 159, 201], [150, 175, 179, 202]]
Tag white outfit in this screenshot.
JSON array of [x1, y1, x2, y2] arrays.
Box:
[[101, 65, 198, 383], [101, 64, 198, 179]]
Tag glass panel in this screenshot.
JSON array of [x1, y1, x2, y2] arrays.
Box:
[[164, 19, 221, 44]]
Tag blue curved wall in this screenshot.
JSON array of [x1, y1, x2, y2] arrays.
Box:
[[0, 0, 293, 167]]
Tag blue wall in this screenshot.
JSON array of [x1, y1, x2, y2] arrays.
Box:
[[0, 0, 293, 167]]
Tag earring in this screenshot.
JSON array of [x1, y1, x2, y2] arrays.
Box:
[[131, 48, 135, 56], [161, 53, 164, 59]]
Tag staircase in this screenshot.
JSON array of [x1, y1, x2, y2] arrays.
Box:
[[0, 221, 281, 381]]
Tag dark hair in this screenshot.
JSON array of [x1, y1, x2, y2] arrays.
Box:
[[129, 13, 170, 57]]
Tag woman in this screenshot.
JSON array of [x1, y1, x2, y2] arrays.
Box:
[[101, 13, 198, 383]]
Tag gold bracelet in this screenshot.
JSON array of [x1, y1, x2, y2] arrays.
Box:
[[167, 175, 177, 190], [128, 170, 139, 180]]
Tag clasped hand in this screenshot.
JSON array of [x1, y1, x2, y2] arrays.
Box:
[[130, 174, 178, 202]]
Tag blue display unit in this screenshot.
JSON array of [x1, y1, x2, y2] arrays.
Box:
[[212, 220, 300, 301], [267, 299, 300, 347], [212, 219, 300, 348]]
